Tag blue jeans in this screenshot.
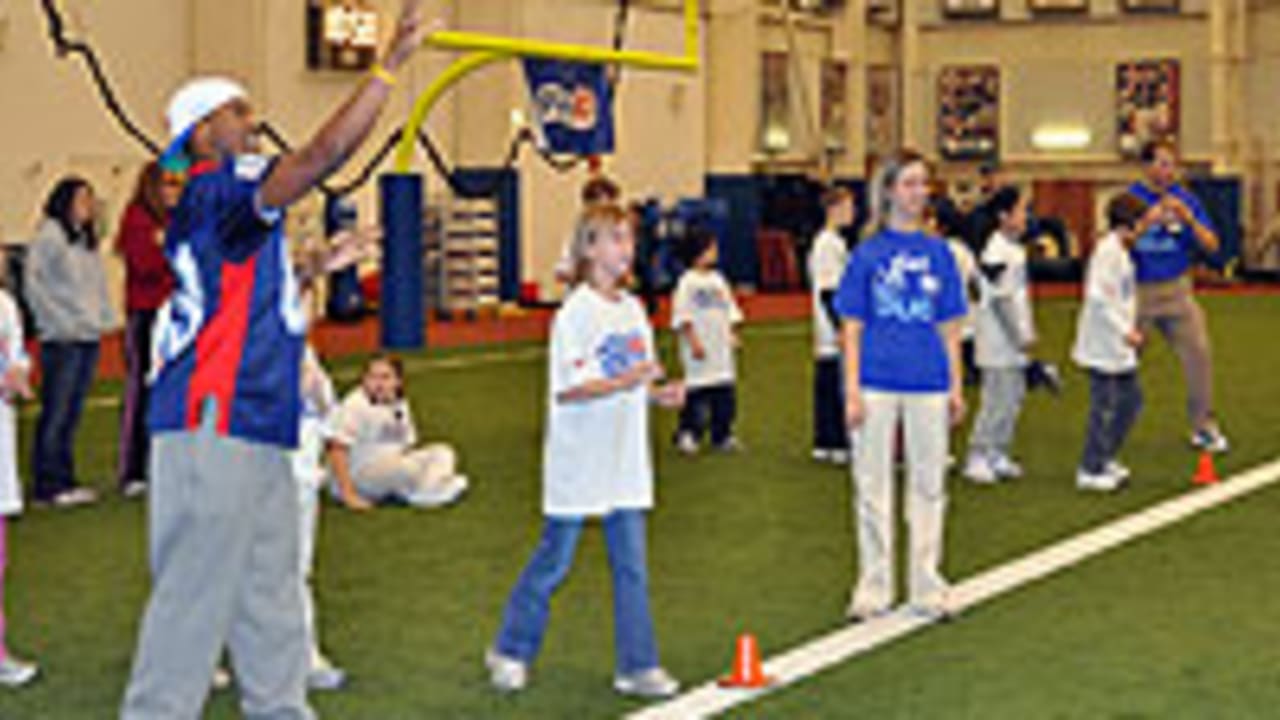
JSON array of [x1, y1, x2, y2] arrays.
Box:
[[33, 341, 99, 500], [494, 510, 659, 675]]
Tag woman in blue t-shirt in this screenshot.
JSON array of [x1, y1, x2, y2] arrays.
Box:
[[835, 150, 968, 622], [1127, 140, 1225, 453]]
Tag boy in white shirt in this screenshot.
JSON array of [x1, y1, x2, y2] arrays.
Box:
[[809, 188, 855, 464], [328, 354, 469, 509], [1072, 194, 1150, 492], [965, 186, 1036, 484], [671, 229, 744, 454]]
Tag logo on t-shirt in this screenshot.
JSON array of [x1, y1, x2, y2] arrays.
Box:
[[597, 331, 648, 379], [1135, 227, 1180, 254], [873, 253, 941, 323], [691, 287, 730, 312]]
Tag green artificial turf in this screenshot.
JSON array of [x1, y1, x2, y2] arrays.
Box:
[[0, 294, 1277, 719]]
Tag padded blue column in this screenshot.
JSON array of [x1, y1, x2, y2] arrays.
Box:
[[379, 173, 425, 349]]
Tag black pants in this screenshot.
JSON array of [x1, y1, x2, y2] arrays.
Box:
[[813, 357, 849, 451], [118, 310, 158, 487], [1080, 369, 1143, 475], [677, 383, 737, 446]]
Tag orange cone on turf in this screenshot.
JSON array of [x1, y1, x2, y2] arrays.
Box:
[[1193, 451, 1219, 486], [718, 633, 773, 689]]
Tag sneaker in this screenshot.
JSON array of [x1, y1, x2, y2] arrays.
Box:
[[307, 662, 348, 692], [713, 437, 744, 453], [0, 655, 39, 688], [1076, 469, 1124, 493], [845, 597, 892, 624], [675, 433, 699, 456], [121, 480, 148, 499], [484, 648, 528, 694], [963, 455, 999, 485], [812, 448, 833, 463], [613, 667, 680, 699], [1190, 427, 1230, 454], [1105, 460, 1132, 482], [51, 487, 98, 508], [211, 666, 233, 691], [991, 455, 1024, 480], [828, 449, 851, 465], [405, 476, 469, 508], [907, 599, 955, 622]]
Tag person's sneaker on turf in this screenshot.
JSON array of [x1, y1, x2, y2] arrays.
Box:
[[828, 449, 850, 465], [307, 662, 347, 692], [211, 666, 233, 691], [1105, 460, 1131, 482], [613, 667, 679, 699], [52, 487, 98, 508], [121, 480, 148, 499], [0, 655, 39, 688], [713, 437, 744, 453], [991, 455, 1024, 479], [1190, 426, 1229, 454], [675, 432, 699, 456], [845, 600, 891, 624], [1076, 468, 1123, 493], [963, 455, 999, 485], [485, 648, 528, 693]]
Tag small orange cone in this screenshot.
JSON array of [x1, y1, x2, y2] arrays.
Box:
[[718, 633, 773, 689], [1193, 451, 1220, 486]]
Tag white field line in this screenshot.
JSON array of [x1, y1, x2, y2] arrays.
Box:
[[628, 456, 1280, 720]]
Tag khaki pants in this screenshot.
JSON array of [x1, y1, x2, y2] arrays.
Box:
[[1137, 277, 1215, 429]]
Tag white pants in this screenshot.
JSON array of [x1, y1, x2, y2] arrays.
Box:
[[849, 391, 950, 614], [352, 445, 468, 508]]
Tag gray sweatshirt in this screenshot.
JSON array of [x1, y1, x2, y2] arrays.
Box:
[[24, 218, 116, 342]]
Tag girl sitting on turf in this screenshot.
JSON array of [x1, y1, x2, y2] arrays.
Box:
[[485, 203, 686, 699], [836, 149, 968, 622], [327, 354, 469, 510]]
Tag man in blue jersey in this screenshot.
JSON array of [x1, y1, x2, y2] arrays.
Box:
[[120, 3, 426, 718], [1127, 139, 1227, 454]]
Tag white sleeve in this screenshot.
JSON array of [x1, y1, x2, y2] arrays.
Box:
[[1, 295, 28, 370], [550, 303, 602, 395], [722, 274, 744, 324], [328, 393, 362, 447], [402, 400, 419, 447], [670, 275, 693, 329]]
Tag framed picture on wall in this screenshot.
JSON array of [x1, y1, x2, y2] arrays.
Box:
[[1116, 59, 1180, 157], [943, 0, 1000, 19], [937, 65, 1000, 160], [821, 60, 849, 156], [306, 0, 380, 71], [760, 52, 792, 154], [866, 65, 900, 160], [868, 0, 900, 26], [1028, 0, 1088, 13], [1121, 0, 1180, 13]]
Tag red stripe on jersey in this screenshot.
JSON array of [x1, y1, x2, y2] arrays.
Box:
[[186, 256, 259, 433]]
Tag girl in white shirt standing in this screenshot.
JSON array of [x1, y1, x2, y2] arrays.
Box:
[[0, 280, 38, 687], [672, 228, 743, 454], [964, 186, 1036, 485], [809, 188, 855, 464], [1072, 194, 1150, 492], [485, 204, 685, 699]]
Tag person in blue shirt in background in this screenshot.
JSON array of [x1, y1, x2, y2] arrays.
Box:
[[835, 149, 968, 623], [1127, 139, 1227, 454]]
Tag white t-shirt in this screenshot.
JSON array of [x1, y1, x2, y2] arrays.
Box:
[[0, 291, 30, 516], [809, 229, 848, 358], [975, 231, 1035, 369], [329, 388, 418, 478], [544, 285, 655, 518], [1073, 232, 1139, 373], [671, 269, 743, 388], [947, 238, 979, 341]]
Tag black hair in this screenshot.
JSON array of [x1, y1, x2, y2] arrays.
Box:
[[678, 227, 717, 268], [43, 176, 98, 251], [1139, 138, 1176, 165], [1107, 193, 1147, 232], [988, 185, 1022, 220]]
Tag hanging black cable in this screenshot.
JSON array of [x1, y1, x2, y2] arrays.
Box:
[[38, 0, 161, 155]]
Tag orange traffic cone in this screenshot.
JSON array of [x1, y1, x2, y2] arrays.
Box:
[[718, 633, 773, 689], [1193, 451, 1219, 486]]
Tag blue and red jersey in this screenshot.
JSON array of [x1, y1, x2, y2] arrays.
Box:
[[148, 156, 306, 448]]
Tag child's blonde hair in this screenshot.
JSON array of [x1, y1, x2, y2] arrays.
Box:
[[566, 203, 631, 286], [864, 149, 928, 239]]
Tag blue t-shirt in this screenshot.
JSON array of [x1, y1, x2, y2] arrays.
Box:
[[1127, 181, 1215, 284], [149, 156, 306, 448], [834, 228, 967, 393]]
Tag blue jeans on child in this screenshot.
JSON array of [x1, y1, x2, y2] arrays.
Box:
[[494, 510, 659, 675]]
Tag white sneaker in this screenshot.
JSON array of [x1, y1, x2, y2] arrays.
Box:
[[1190, 427, 1230, 454], [1105, 461, 1132, 482], [307, 662, 348, 692], [991, 455, 1023, 479], [812, 448, 833, 463], [963, 455, 1000, 485], [713, 437, 744, 453], [908, 598, 955, 622], [613, 667, 680, 699], [485, 648, 528, 694], [1076, 469, 1124, 493], [828, 449, 851, 465], [121, 480, 148, 499], [211, 666, 233, 691], [675, 433, 699, 456], [52, 487, 99, 508], [0, 655, 39, 688]]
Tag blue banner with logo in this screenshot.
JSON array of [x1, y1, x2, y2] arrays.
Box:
[[522, 59, 615, 156]]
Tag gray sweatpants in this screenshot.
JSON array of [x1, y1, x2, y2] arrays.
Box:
[[121, 406, 314, 720], [967, 367, 1026, 460]]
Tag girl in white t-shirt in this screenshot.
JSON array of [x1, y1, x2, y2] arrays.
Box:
[[485, 204, 685, 699], [327, 354, 468, 510], [809, 187, 855, 464], [0, 283, 38, 688]]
